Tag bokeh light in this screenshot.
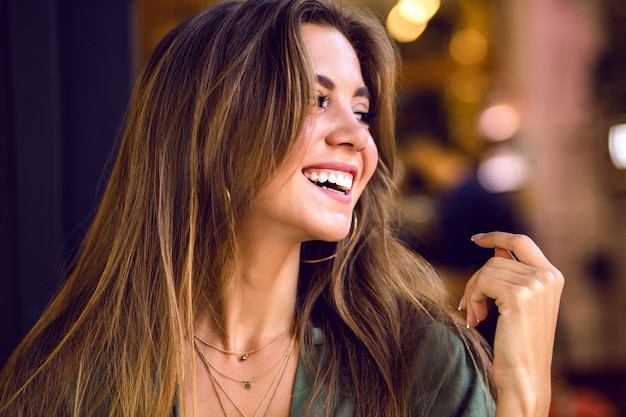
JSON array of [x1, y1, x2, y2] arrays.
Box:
[[477, 147, 530, 193], [386, 3, 429, 43], [397, 0, 441, 24], [608, 123, 626, 169], [478, 103, 521, 141], [449, 27, 488, 66]]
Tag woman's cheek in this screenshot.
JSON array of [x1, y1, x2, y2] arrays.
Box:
[[355, 141, 378, 200]]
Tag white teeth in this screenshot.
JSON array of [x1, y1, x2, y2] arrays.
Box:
[[335, 174, 353, 189], [304, 169, 354, 191]]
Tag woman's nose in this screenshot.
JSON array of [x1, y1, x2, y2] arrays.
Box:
[[324, 108, 370, 151]]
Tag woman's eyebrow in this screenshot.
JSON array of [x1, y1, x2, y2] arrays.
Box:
[[316, 74, 335, 90], [316, 74, 371, 101], [355, 86, 371, 102]]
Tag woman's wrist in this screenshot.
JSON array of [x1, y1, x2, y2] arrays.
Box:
[[495, 377, 552, 417]]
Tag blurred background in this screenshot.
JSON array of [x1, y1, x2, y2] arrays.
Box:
[[1, 0, 625, 415]]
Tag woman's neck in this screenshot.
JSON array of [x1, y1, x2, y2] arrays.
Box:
[[197, 237, 301, 353]]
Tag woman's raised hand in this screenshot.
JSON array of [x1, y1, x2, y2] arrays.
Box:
[[459, 232, 564, 417]]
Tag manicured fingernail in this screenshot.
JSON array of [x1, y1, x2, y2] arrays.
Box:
[[471, 233, 486, 241], [466, 323, 471, 329], [457, 296, 465, 311]]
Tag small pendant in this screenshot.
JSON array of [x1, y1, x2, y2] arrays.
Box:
[[244, 382, 251, 390], [240, 353, 249, 361]]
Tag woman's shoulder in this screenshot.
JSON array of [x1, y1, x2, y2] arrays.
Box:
[[411, 321, 478, 380], [414, 320, 468, 362], [409, 321, 495, 416]]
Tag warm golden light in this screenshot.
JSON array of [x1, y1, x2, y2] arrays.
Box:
[[448, 66, 487, 103], [386, 3, 428, 43], [449, 28, 488, 66], [397, 0, 441, 24]]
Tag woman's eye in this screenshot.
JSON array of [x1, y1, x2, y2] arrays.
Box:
[[316, 94, 330, 110], [354, 111, 376, 127]]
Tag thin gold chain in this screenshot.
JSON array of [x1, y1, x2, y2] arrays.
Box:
[[193, 332, 291, 389], [195, 325, 293, 361], [258, 342, 293, 417], [195, 334, 295, 417], [211, 336, 294, 417], [208, 373, 229, 417]]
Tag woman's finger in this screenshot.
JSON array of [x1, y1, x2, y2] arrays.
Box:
[[466, 267, 550, 318], [459, 255, 545, 326], [471, 232, 552, 269]]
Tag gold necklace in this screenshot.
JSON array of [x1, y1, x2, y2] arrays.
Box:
[[195, 325, 293, 361], [195, 333, 296, 417], [193, 334, 290, 390]]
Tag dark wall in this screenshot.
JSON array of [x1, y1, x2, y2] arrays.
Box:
[[0, 0, 134, 365]]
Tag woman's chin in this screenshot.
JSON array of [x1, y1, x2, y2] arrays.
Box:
[[315, 224, 352, 243]]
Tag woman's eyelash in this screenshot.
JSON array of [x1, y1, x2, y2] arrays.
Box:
[[355, 111, 376, 126], [317, 94, 330, 109], [315, 93, 375, 126]]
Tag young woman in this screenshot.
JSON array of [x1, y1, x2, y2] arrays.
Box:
[[0, 0, 563, 416]]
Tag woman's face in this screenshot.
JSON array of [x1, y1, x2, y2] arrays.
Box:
[[252, 23, 379, 244]]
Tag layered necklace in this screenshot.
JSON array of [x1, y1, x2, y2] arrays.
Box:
[[193, 330, 296, 417]]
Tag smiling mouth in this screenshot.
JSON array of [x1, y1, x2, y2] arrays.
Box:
[[304, 169, 353, 195]]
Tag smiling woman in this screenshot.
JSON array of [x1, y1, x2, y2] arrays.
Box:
[[0, 1, 563, 417], [252, 23, 379, 245]]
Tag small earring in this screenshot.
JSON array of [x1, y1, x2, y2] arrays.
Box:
[[301, 212, 358, 264]]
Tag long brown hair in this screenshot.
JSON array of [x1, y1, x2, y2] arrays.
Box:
[[0, 1, 493, 416]]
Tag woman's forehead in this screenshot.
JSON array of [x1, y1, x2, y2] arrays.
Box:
[[301, 23, 366, 90]]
